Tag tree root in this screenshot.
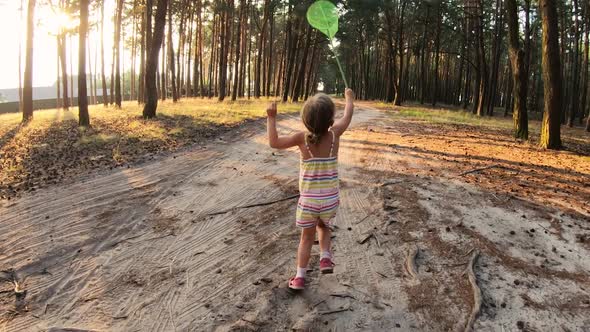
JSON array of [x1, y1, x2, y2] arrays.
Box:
[[405, 245, 419, 280], [464, 251, 482, 332]]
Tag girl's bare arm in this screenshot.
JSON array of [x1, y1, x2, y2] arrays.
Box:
[[267, 102, 303, 149], [331, 88, 355, 137]]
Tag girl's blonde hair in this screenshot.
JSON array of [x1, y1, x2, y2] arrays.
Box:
[[301, 93, 335, 144]]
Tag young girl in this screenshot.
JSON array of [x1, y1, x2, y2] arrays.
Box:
[[266, 88, 354, 290]]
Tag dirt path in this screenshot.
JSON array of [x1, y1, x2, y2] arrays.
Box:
[[1, 106, 589, 331]]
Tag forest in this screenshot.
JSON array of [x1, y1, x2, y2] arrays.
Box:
[[1, 0, 589, 331], [15, 0, 590, 146]]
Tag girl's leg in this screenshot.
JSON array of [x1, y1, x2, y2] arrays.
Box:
[[296, 226, 317, 273], [316, 221, 332, 257]]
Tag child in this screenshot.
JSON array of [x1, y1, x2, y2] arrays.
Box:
[[266, 88, 355, 290]]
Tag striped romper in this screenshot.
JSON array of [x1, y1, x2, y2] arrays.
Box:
[[296, 130, 339, 229]]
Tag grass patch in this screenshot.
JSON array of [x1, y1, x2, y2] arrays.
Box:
[[79, 133, 119, 145], [390, 106, 515, 130]]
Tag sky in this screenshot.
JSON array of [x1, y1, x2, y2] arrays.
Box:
[[0, 0, 120, 90]]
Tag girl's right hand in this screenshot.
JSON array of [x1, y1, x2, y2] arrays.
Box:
[[345, 88, 354, 101], [266, 102, 277, 118]]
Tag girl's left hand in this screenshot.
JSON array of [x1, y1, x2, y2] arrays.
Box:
[[266, 102, 277, 118]]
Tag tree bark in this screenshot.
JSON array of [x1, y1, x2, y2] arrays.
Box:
[[475, 0, 488, 116], [395, 0, 407, 105], [78, 0, 90, 127], [58, 29, 69, 109], [420, 5, 429, 104], [539, 0, 562, 149], [255, 0, 270, 98], [168, 2, 177, 102], [506, 0, 529, 139], [114, 0, 124, 107], [432, 4, 442, 107], [567, 0, 581, 127], [22, 0, 35, 122], [582, 3, 589, 130], [143, 0, 169, 118], [232, 0, 245, 101]]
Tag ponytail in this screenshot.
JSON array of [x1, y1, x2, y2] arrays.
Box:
[[307, 132, 321, 145]]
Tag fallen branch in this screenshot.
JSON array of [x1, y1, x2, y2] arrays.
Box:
[[358, 233, 374, 245], [464, 251, 482, 332], [354, 207, 380, 225], [535, 223, 558, 235], [319, 306, 351, 315], [240, 318, 261, 326], [380, 180, 403, 187], [405, 245, 419, 280], [330, 293, 356, 300], [312, 299, 326, 308], [373, 234, 381, 248], [110, 231, 150, 248], [458, 164, 503, 177], [205, 194, 300, 216]]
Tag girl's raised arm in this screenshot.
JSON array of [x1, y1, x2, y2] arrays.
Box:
[[267, 102, 304, 149], [331, 89, 355, 137]]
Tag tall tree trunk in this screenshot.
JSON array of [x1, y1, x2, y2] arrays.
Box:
[[475, 0, 488, 116], [254, 0, 270, 98], [57, 41, 61, 108], [131, 0, 137, 101], [69, 35, 74, 107], [487, 0, 504, 115], [198, 1, 205, 97], [539, 0, 562, 149], [395, 0, 407, 105], [281, 2, 294, 102], [567, 0, 581, 127], [232, 0, 245, 101], [292, 25, 312, 102], [506, 0, 529, 139], [432, 4, 442, 107], [93, 32, 98, 104], [101, 0, 108, 105], [22, 0, 35, 122], [78, 0, 90, 126], [88, 39, 94, 105], [168, 2, 177, 102], [186, 2, 194, 96], [18, 0, 24, 113], [384, 7, 397, 104], [581, 3, 589, 129], [114, 0, 124, 107], [161, 27, 166, 101], [143, 0, 168, 118], [419, 5, 429, 104], [58, 30, 69, 109], [265, 12, 274, 97], [218, 1, 232, 101]]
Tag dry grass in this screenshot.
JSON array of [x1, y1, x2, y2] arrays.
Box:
[[0, 98, 302, 199]]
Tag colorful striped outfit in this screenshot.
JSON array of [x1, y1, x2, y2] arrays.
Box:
[[296, 130, 339, 229]]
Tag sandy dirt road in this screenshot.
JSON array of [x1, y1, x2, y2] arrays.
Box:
[[1, 106, 589, 331]]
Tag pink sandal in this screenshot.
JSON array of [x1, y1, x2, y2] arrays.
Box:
[[288, 277, 305, 290], [320, 258, 335, 274]]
